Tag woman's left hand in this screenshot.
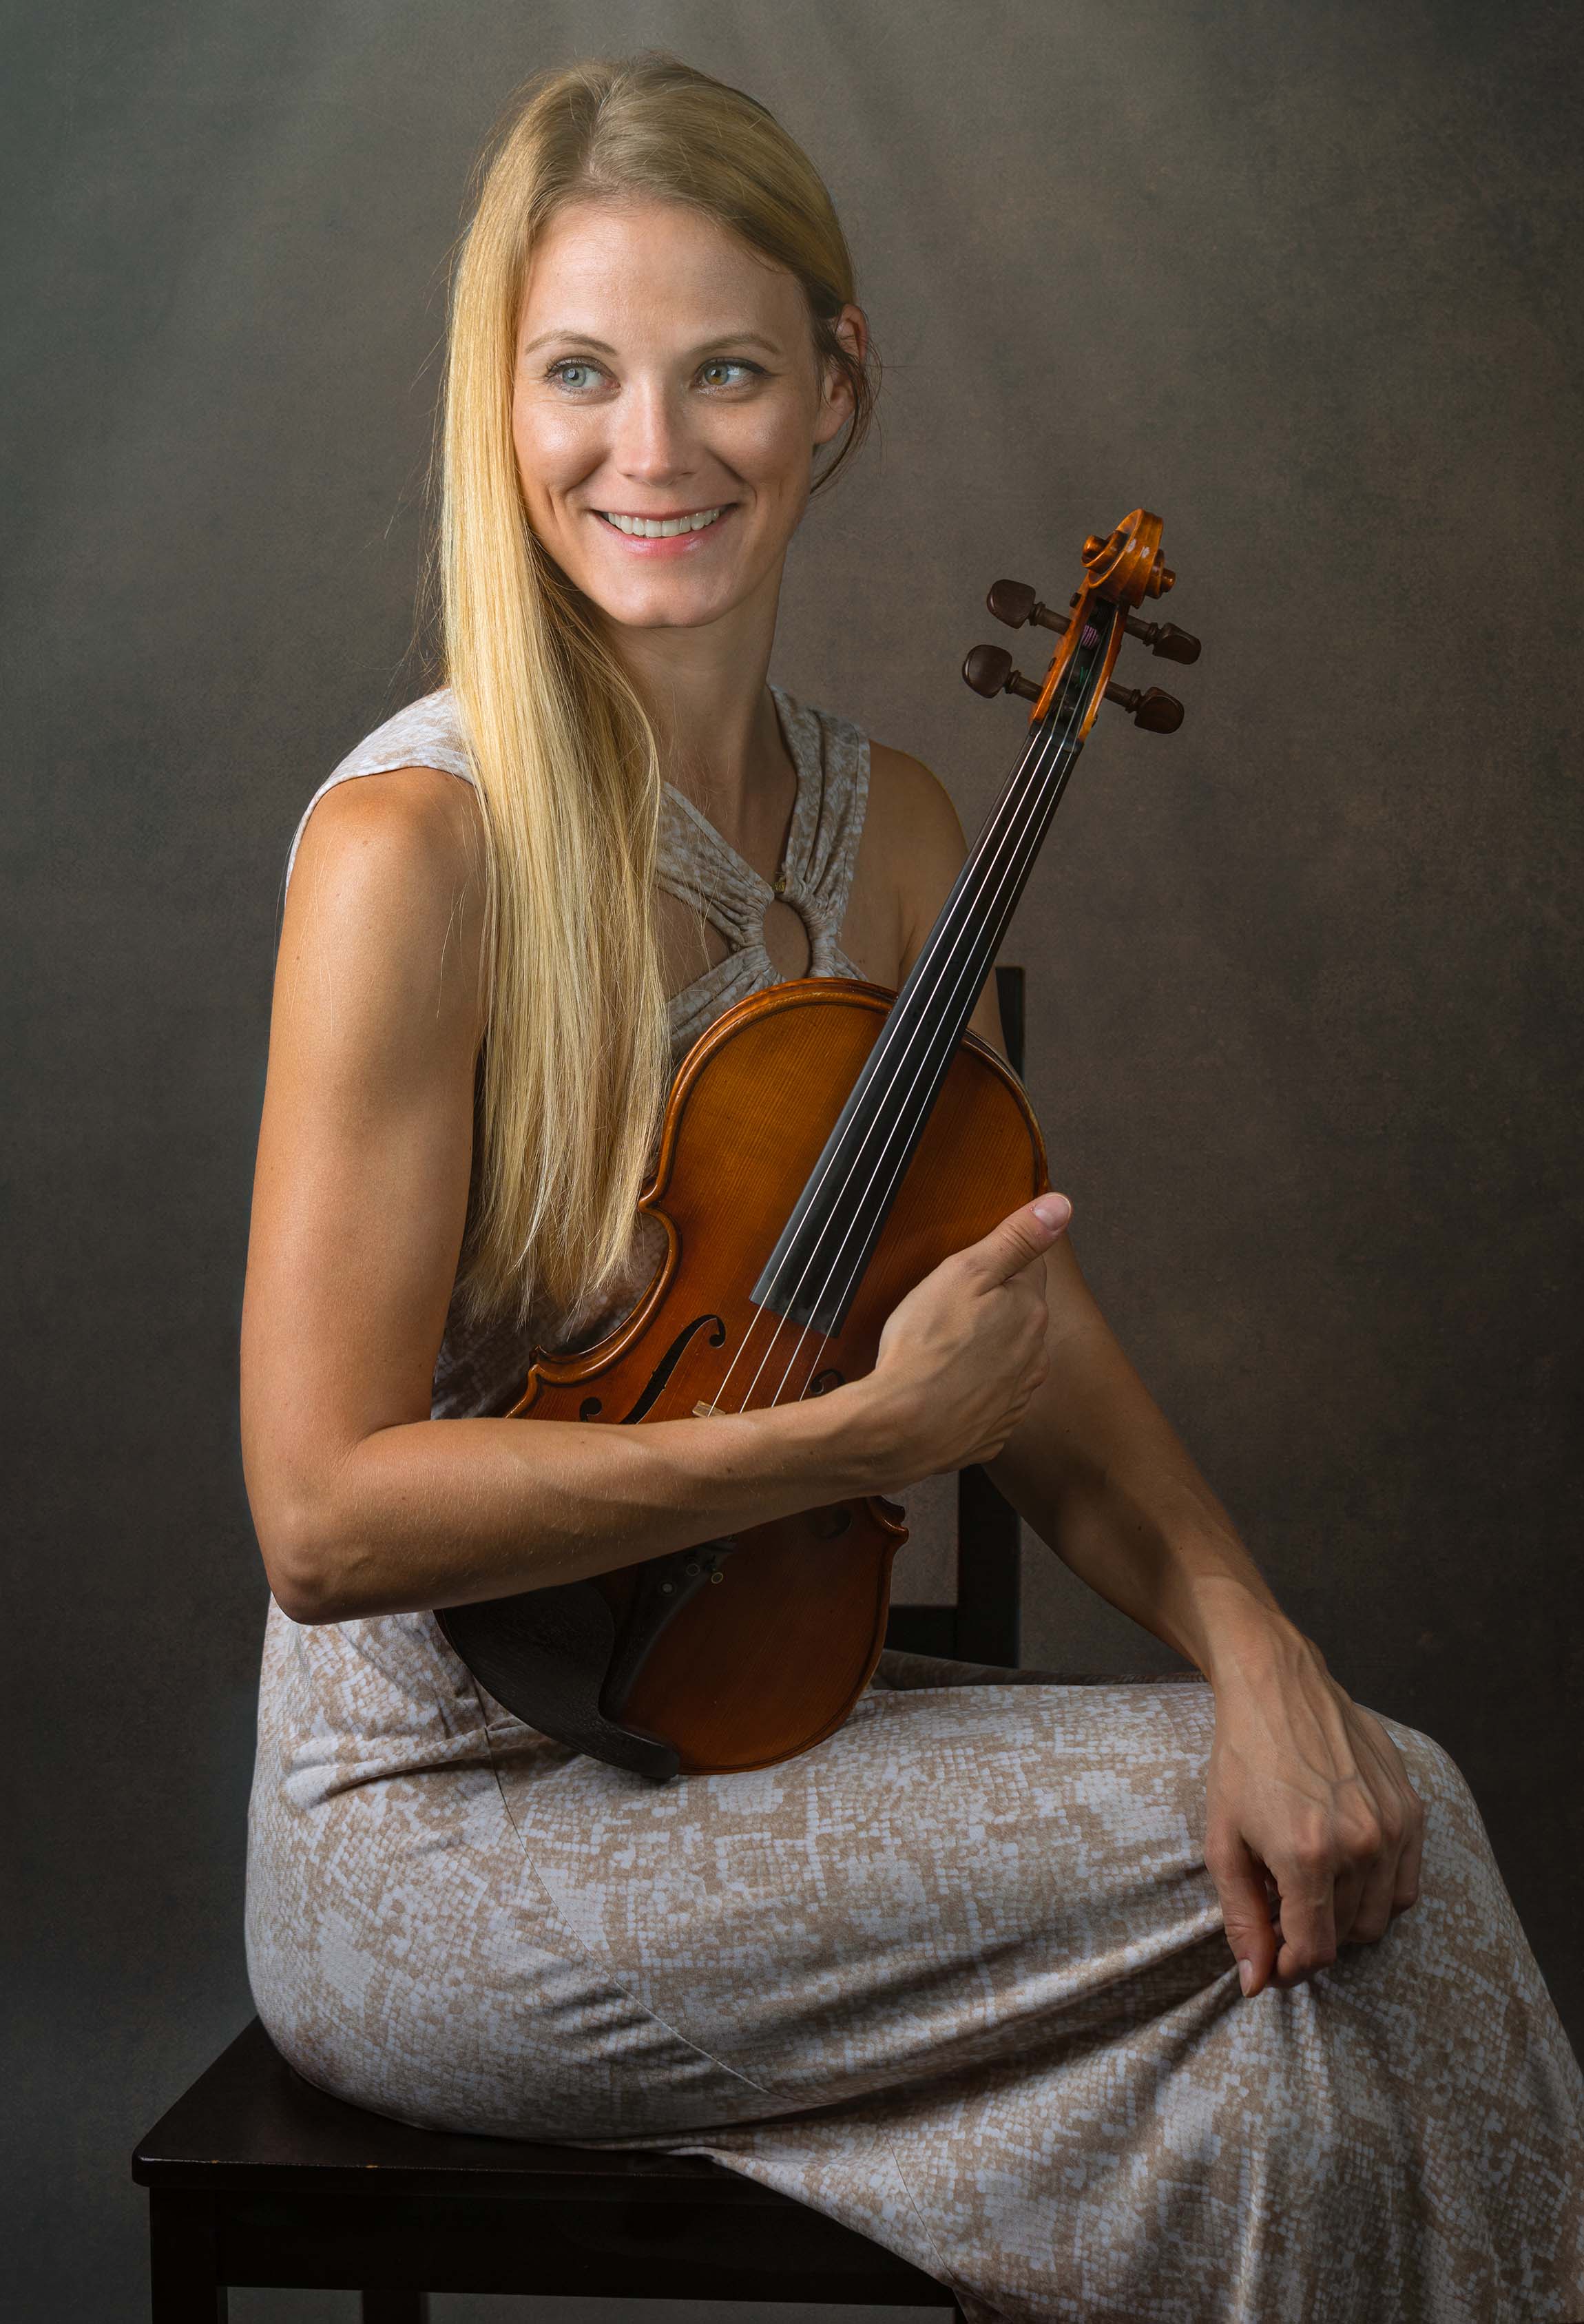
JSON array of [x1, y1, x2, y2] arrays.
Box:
[[1203, 1620, 1427, 1996]]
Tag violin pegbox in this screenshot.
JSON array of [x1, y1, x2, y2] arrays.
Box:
[[963, 508, 1201, 736]]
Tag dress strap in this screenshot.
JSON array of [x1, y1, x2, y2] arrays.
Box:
[[284, 685, 873, 1070], [283, 690, 474, 891], [659, 685, 869, 1059]]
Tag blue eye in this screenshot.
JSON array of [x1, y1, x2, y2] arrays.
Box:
[[548, 360, 603, 391]]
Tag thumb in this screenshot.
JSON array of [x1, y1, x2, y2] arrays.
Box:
[[1209, 1833, 1279, 1999], [966, 1194, 1072, 1284]]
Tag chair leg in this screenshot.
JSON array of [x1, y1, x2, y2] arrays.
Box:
[[362, 2295, 429, 2323], [147, 2190, 227, 2321]]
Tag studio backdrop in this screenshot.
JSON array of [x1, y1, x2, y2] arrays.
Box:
[[4, 3, 1581, 2318]]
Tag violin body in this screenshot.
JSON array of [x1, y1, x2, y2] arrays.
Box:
[[439, 509, 1197, 1783], [440, 976, 1045, 1779]]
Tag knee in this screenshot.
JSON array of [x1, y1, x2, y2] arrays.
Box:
[[1382, 1718, 1477, 1818]]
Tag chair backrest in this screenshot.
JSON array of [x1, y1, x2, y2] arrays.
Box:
[[884, 964, 1024, 1669]]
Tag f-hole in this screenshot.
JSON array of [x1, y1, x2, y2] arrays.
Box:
[[620, 1314, 728, 1424]]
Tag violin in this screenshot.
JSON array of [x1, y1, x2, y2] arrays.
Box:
[[439, 510, 1200, 1781]]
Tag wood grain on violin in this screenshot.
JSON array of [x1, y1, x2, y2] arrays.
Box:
[[439, 510, 1200, 1781]]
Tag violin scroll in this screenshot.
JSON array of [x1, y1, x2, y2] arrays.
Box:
[[966, 510, 1201, 736]]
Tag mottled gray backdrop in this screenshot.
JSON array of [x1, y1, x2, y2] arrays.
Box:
[[4, 1, 1580, 2316]]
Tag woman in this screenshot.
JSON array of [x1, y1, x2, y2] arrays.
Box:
[[242, 54, 1583, 2322]]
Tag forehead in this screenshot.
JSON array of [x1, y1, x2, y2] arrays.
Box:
[[519, 196, 809, 345]]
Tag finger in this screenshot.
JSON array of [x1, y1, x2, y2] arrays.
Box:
[[1271, 1868, 1338, 1987], [1393, 1789, 1426, 1915], [1205, 1830, 1279, 1998], [1344, 1845, 1401, 1947], [963, 1194, 1072, 1286], [1329, 1857, 1371, 1947], [1350, 1705, 1426, 1920]]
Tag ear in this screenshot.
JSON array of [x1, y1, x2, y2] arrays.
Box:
[[813, 304, 868, 448]]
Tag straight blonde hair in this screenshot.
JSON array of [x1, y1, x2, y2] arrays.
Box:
[[441, 53, 877, 1324]]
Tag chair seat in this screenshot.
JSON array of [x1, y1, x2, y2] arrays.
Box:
[[134, 2018, 763, 2200], [132, 2020, 956, 2312]]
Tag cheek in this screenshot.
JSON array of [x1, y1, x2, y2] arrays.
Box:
[[720, 398, 817, 496], [512, 397, 601, 510]]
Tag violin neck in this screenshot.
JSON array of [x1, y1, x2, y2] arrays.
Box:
[[751, 660, 1098, 1340]]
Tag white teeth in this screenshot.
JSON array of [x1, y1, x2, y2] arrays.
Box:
[[601, 507, 723, 538]]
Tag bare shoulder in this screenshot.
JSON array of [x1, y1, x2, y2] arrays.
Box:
[[278, 767, 486, 1055], [864, 739, 968, 946], [859, 740, 1003, 1050], [291, 765, 481, 898], [866, 740, 967, 862]]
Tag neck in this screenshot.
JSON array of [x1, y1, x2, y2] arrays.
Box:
[[601, 562, 789, 838]]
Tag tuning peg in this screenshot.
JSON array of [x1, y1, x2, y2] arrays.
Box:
[[987, 579, 1070, 636], [1065, 588, 1200, 665], [963, 645, 1041, 702], [1104, 681, 1183, 732], [1125, 616, 1200, 664]]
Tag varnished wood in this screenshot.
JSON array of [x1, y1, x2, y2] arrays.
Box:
[[510, 978, 1047, 1773], [1028, 508, 1174, 730], [446, 513, 1197, 1778]]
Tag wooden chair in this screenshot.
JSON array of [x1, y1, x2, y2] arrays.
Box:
[[130, 971, 1028, 2321], [132, 2020, 968, 2320]]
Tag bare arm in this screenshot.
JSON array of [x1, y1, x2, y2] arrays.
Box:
[[989, 1274, 1425, 1995], [879, 745, 1428, 2000], [991, 1242, 1287, 1674], [240, 770, 1057, 1626]]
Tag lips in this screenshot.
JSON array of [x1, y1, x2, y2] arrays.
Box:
[[598, 506, 725, 539]]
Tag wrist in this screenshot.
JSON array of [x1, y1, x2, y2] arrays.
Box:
[[816, 1369, 919, 1496], [1194, 1581, 1312, 1693]]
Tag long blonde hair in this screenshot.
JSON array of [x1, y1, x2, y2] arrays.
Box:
[[441, 53, 877, 1323]]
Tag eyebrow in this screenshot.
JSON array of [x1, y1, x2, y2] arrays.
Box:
[[520, 328, 784, 359]]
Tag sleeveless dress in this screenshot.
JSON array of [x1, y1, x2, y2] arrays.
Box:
[[248, 686, 1584, 2323]]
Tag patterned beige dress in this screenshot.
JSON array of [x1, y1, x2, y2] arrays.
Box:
[[249, 687, 1584, 2323]]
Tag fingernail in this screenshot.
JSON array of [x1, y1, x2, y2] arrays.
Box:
[[1238, 1959, 1254, 1995], [1032, 1194, 1072, 1232]]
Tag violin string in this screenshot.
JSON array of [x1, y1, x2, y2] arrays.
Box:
[[725, 693, 1079, 1419], [738, 618, 1096, 1413], [702, 685, 1059, 1419], [738, 615, 1107, 1416], [759, 625, 1103, 1413]]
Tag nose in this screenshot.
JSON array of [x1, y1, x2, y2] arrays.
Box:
[[612, 375, 698, 488]]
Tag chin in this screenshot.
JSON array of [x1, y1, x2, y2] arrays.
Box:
[[575, 568, 748, 633], [599, 574, 738, 623]]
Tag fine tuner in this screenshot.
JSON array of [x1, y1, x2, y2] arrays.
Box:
[[962, 527, 1201, 734]]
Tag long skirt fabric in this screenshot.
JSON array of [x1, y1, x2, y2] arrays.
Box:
[[246, 1607, 1584, 2322]]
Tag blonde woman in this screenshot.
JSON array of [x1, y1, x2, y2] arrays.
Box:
[[242, 54, 1583, 2321]]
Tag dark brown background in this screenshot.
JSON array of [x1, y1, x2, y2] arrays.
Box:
[[4, 2, 1580, 2316]]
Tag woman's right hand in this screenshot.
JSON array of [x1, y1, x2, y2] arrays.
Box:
[[859, 1195, 1072, 1484]]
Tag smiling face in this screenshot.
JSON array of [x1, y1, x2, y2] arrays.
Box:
[[511, 197, 862, 636]]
